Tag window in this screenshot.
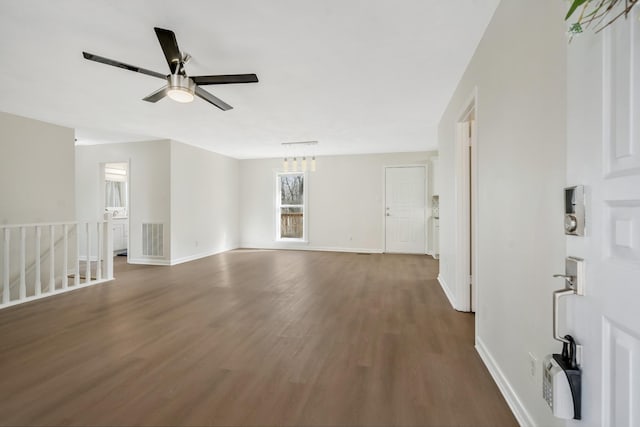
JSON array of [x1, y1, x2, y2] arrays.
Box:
[[276, 172, 306, 240]]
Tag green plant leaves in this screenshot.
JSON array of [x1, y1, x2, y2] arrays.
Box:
[[566, 0, 589, 20]]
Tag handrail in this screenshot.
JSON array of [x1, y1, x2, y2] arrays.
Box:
[[0, 213, 114, 309], [0, 220, 80, 229]]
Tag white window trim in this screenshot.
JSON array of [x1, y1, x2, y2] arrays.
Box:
[[275, 171, 308, 243]]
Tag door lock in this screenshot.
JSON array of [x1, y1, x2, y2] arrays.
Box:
[[564, 186, 585, 236], [552, 274, 576, 288], [564, 215, 578, 234]]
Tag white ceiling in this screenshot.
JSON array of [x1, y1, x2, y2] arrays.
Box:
[[0, 0, 499, 159]]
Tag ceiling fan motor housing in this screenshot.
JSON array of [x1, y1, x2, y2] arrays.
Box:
[[167, 74, 195, 102], [168, 74, 195, 93]]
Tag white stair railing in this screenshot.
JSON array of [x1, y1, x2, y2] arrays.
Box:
[[0, 213, 114, 309]]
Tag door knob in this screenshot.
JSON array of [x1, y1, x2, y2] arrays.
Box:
[[552, 257, 584, 294], [553, 274, 576, 287], [386, 213, 390, 216]]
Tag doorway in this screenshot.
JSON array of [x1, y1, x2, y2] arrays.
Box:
[[384, 166, 426, 254], [103, 162, 129, 264], [455, 92, 478, 313]]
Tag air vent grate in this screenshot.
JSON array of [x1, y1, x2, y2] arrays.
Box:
[[142, 223, 164, 257]]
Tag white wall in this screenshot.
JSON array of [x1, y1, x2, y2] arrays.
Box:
[[0, 111, 75, 224], [0, 112, 76, 297], [75, 140, 172, 264], [170, 141, 240, 264], [438, 1, 567, 426], [239, 152, 434, 252]]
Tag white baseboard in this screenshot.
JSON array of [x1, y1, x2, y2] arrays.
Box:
[[0, 277, 113, 310], [476, 337, 536, 427], [128, 258, 171, 266], [129, 244, 404, 266], [239, 243, 383, 254], [169, 246, 238, 266], [127, 247, 238, 266], [437, 274, 458, 310]]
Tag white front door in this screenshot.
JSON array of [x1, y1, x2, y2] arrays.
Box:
[[566, 13, 640, 426], [385, 166, 425, 254]]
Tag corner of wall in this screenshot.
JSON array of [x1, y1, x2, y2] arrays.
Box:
[[435, 1, 568, 426]]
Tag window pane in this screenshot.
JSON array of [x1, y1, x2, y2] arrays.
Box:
[[280, 174, 304, 205], [280, 207, 303, 238]]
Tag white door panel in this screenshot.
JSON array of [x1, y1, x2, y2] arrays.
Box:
[[567, 12, 640, 426], [385, 167, 425, 254]]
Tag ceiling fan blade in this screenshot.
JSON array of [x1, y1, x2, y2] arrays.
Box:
[[192, 74, 259, 85], [82, 52, 166, 79], [143, 86, 168, 103], [195, 86, 233, 111], [154, 27, 182, 74]]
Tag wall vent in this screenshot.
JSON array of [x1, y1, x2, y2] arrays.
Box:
[[142, 223, 164, 257]]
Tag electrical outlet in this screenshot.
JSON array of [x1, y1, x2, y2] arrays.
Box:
[[528, 352, 538, 377]]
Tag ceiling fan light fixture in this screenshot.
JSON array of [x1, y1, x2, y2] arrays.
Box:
[[167, 88, 194, 103], [167, 74, 195, 103]]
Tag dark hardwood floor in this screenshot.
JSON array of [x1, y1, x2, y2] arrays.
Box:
[[0, 250, 517, 426]]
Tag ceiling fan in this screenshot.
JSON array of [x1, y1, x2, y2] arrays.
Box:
[[82, 27, 258, 111]]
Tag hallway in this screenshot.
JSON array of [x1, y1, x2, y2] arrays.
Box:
[[0, 250, 517, 426]]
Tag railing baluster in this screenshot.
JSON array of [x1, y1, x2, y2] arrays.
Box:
[[103, 213, 113, 280], [19, 227, 26, 300], [35, 226, 41, 296], [62, 224, 68, 289], [49, 225, 55, 292], [85, 222, 91, 284], [3, 229, 10, 304], [96, 222, 102, 281], [75, 224, 80, 287]]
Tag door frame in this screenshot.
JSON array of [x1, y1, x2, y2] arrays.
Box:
[[100, 160, 131, 264], [453, 88, 479, 315], [382, 164, 428, 254]]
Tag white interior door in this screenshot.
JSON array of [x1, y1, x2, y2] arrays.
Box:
[[385, 166, 425, 254], [566, 14, 640, 426]]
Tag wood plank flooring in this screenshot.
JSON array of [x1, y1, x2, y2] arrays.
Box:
[[0, 250, 517, 426]]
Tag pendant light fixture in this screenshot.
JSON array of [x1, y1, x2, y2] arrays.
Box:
[[281, 141, 318, 172]]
